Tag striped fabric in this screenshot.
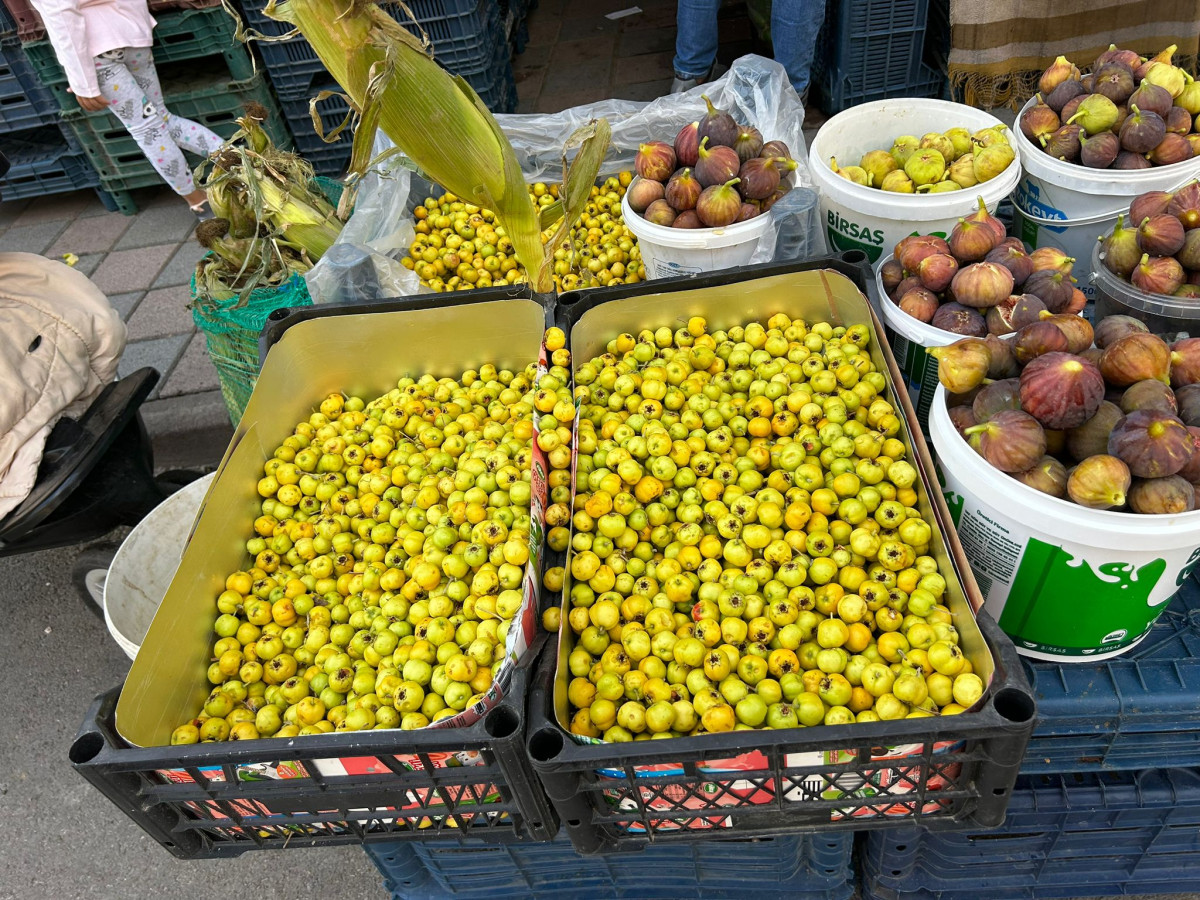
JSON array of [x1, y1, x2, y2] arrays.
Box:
[[947, 0, 1200, 109]]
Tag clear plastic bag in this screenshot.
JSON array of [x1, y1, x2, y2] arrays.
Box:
[[306, 54, 825, 304]]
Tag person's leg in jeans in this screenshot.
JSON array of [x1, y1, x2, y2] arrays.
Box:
[[673, 0, 721, 90], [94, 47, 222, 208], [771, 0, 826, 98]]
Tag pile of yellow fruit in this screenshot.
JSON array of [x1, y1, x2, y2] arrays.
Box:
[[170, 332, 574, 744], [402, 175, 643, 293], [555, 315, 983, 741]]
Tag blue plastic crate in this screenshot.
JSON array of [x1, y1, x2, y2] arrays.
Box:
[[238, 0, 510, 101], [366, 830, 855, 900], [860, 768, 1200, 900], [812, 0, 940, 114], [0, 36, 57, 132], [1021, 572, 1200, 774], [0, 125, 98, 198]]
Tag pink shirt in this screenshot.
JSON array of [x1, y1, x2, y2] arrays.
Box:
[[29, 0, 156, 98]]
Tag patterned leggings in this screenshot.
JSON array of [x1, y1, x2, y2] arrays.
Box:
[[93, 47, 223, 196]]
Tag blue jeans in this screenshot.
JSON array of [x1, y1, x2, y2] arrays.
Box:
[[673, 0, 825, 94]]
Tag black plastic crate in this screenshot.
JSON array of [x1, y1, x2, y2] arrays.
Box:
[[366, 828, 855, 899], [860, 768, 1200, 900], [812, 0, 944, 114], [0, 125, 98, 198], [0, 35, 56, 131], [526, 254, 1036, 854], [1021, 571, 1200, 774], [71, 659, 558, 859]]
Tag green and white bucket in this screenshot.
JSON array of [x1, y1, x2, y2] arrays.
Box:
[[1012, 96, 1200, 301], [930, 386, 1200, 661], [809, 98, 1021, 264]]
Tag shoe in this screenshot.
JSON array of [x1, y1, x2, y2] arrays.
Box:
[[669, 62, 727, 94], [190, 200, 215, 223]]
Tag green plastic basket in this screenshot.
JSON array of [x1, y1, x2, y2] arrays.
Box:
[[190, 176, 344, 424]]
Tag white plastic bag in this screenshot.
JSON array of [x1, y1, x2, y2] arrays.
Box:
[[306, 54, 825, 303]]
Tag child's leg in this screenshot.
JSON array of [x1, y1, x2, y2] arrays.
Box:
[[121, 47, 223, 156], [93, 49, 201, 195]]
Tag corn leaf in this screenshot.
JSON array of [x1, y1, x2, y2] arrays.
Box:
[[539, 119, 612, 287]]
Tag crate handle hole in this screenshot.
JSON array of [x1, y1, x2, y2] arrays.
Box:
[[840, 250, 868, 265], [993, 787, 1008, 796], [991, 687, 1035, 724], [528, 726, 564, 762], [484, 704, 519, 739], [69, 732, 104, 764]]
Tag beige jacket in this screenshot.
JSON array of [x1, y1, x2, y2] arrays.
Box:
[[0, 252, 126, 521]]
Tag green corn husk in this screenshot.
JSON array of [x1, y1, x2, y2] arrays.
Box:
[[264, 0, 609, 292]]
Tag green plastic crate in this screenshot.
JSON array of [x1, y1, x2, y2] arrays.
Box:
[[23, 6, 253, 111], [64, 72, 288, 198]]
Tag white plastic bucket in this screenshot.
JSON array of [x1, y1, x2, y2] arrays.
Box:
[[1012, 96, 1200, 301], [809, 99, 1022, 265], [104, 472, 216, 660], [930, 389, 1200, 661], [621, 192, 773, 280], [874, 255, 961, 437]]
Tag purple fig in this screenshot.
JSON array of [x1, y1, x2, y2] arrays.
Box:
[[899, 288, 940, 323], [1148, 133, 1194, 166], [1011, 293, 1049, 329], [1100, 331, 1172, 385], [918, 253, 959, 293], [950, 261, 1014, 308], [1180, 427, 1200, 480], [1066, 400, 1123, 461], [1040, 312, 1095, 355], [626, 176, 665, 213], [694, 137, 741, 187], [1128, 80, 1173, 118], [1170, 337, 1200, 387], [897, 234, 951, 273], [672, 209, 703, 229], [932, 302, 987, 337], [675, 121, 700, 167], [732, 125, 764, 163], [1113, 150, 1153, 169], [1060, 93, 1087, 125], [949, 405, 979, 435], [737, 157, 780, 200], [1128, 475, 1195, 514], [1093, 62, 1136, 104], [1020, 351, 1106, 429], [986, 301, 1018, 336], [695, 178, 742, 227], [881, 258, 905, 295], [1109, 409, 1194, 477], [1177, 384, 1200, 426], [1014, 320, 1070, 364], [1015, 455, 1069, 498], [1168, 182, 1200, 230], [760, 139, 791, 160], [1095, 45, 1142, 72], [985, 333, 1021, 378], [1020, 96, 1061, 144], [1023, 269, 1077, 312], [1120, 104, 1167, 154], [964, 409, 1047, 472], [635, 141, 676, 181], [1166, 106, 1193, 135], [1044, 78, 1085, 114], [1099, 214, 1143, 278], [1177, 228, 1200, 270], [665, 168, 701, 211], [1138, 213, 1186, 256], [1121, 379, 1178, 414], [985, 244, 1035, 286], [1079, 130, 1120, 168], [1042, 123, 1082, 161], [736, 201, 761, 222], [1130, 190, 1173, 225], [643, 199, 677, 226], [1093, 315, 1149, 349], [973, 378, 1023, 421], [1130, 254, 1185, 296], [696, 94, 739, 149]]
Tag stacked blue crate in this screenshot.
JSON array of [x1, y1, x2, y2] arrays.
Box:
[[0, 30, 97, 199], [365, 829, 856, 900], [859, 572, 1200, 899], [236, 0, 516, 177]]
